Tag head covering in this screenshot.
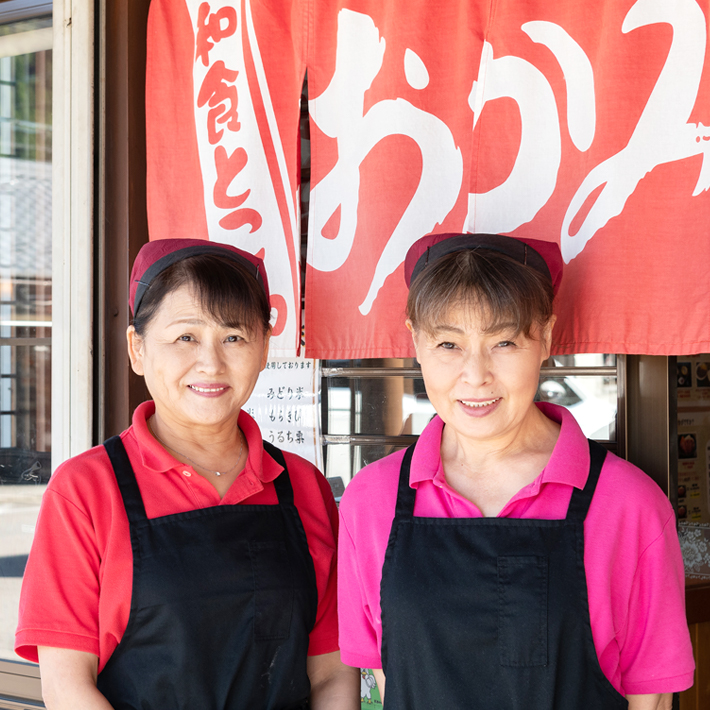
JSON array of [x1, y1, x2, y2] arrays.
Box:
[[404, 233, 563, 295], [130, 238, 270, 316]]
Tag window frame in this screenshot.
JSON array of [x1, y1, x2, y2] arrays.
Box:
[[51, 0, 94, 467], [0, 0, 92, 704], [0, 1, 52, 25]]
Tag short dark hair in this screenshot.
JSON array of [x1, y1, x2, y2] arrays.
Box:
[[406, 248, 554, 336], [132, 253, 271, 337]]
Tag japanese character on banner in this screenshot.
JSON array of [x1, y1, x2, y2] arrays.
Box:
[[305, 0, 710, 358], [190, 0, 301, 354], [148, 0, 710, 358], [197, 61, 241, 144], [195, 2, 236, 66]]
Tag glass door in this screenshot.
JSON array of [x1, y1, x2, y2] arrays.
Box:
[[0, 3, 52, 706]]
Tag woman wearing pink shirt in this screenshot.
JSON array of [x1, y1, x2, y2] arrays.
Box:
[[337, 233, 694, 709]]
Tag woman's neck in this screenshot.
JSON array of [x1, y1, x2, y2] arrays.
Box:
[[147, 412, 247, 498], [440, 406, 560, 516]]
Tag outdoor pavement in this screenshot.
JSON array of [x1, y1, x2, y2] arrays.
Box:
[[0, 485, 44, 662]]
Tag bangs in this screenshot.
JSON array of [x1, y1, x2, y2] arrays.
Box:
[[407, 249, 554, 337], [183, 256, 269, 336], [133, 254, 271, 337], [423, 296, 531, 339]]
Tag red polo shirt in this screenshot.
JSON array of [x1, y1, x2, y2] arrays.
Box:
[[16, 401, 339, 670]]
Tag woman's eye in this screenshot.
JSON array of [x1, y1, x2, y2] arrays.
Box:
[[177, 334, 194, 342], [225, 335, 243, 343], [496, 340, 516, 348], [437, 341, 456, 350]]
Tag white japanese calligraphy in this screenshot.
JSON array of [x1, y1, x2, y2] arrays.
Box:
[[187, 0, 300, 353], [561, 0, 710, 261], [308, 9, 463, 316]]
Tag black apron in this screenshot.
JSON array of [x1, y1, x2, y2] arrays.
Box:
[[97, 436, 317, 710], [380, 439, 629, 709]]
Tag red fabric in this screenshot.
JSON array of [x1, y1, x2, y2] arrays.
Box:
[[146, 0, 209, 241], [146, 0, 304, 354], [147, 0, 710, 358], [15, 402, 339, 669]]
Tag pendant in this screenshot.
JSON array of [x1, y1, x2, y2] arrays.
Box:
[[215, 472, 222, 476]]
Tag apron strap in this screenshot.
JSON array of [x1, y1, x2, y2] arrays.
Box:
[[565, 439, 607, 522], [262, 440, 317, 633], [104, 435, 149, 525], [263, 440, 295, 507], [394, 444, 417, 518]]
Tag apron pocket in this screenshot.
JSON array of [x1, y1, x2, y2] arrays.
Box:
[[498, 555, 548, 667], [250, 540, 294, 640]]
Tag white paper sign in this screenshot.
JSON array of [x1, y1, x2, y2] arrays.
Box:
[[244, 358, 322, 469]]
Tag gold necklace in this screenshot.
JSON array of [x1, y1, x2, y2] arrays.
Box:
[[150, 421, 245, 477]]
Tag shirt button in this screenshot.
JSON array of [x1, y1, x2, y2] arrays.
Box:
[[182, 470, 192, 477]]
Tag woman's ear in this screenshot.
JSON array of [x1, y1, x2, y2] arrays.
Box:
[[405, 319, 422, 355], [260, 327, 272, 371], [126, 325, 145, 376], [540, 315, 557, 361]]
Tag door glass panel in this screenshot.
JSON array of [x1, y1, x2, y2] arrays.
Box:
[[322, 355, 619, 484], [0, 12, 52, 663]]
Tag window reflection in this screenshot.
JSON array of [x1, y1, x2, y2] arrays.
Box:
[[0, 12, 52, 662]]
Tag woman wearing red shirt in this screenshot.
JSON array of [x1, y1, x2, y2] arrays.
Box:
[[17, 239, 358, 710]]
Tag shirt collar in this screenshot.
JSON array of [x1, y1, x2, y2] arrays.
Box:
[[131, 401, 282, 483], [409, 402, 591, 491], [534, 402, 590, 489]]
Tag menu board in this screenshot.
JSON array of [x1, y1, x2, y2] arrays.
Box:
[[243, 358, 322, 469], [676, 410, 710, 523], [677, 358, 710, 406], [676, 357, 710, 580]]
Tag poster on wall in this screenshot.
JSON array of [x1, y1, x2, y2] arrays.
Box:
[[676, 356, 710, 581], [676, 410, 710, 524], [676, 358, 710, 406], [147, 0, 710, 359], [243, 358, 322, 469]]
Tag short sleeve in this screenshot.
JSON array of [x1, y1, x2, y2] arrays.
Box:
[[618, 512, 695, 694], [15, 487, 103, 661], [308, 474, 340, 656], [336, 449, 406, 670], [337, 510, 383, 669]]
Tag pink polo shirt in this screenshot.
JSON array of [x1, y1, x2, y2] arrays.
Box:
[[338, 403, 694, 696]]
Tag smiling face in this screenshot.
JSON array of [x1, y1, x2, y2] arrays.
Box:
[[410, 304, 553, 448], [127, 284, 270, 437]]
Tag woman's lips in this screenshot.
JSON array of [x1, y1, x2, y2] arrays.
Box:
[[460, 398, 501, 408], [188, 383, 229, 396], [458, 397, 502, 416]]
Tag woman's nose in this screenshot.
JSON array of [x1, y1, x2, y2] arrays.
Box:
[[460, 350, 492, 386], [196, 340, 225, 373]]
